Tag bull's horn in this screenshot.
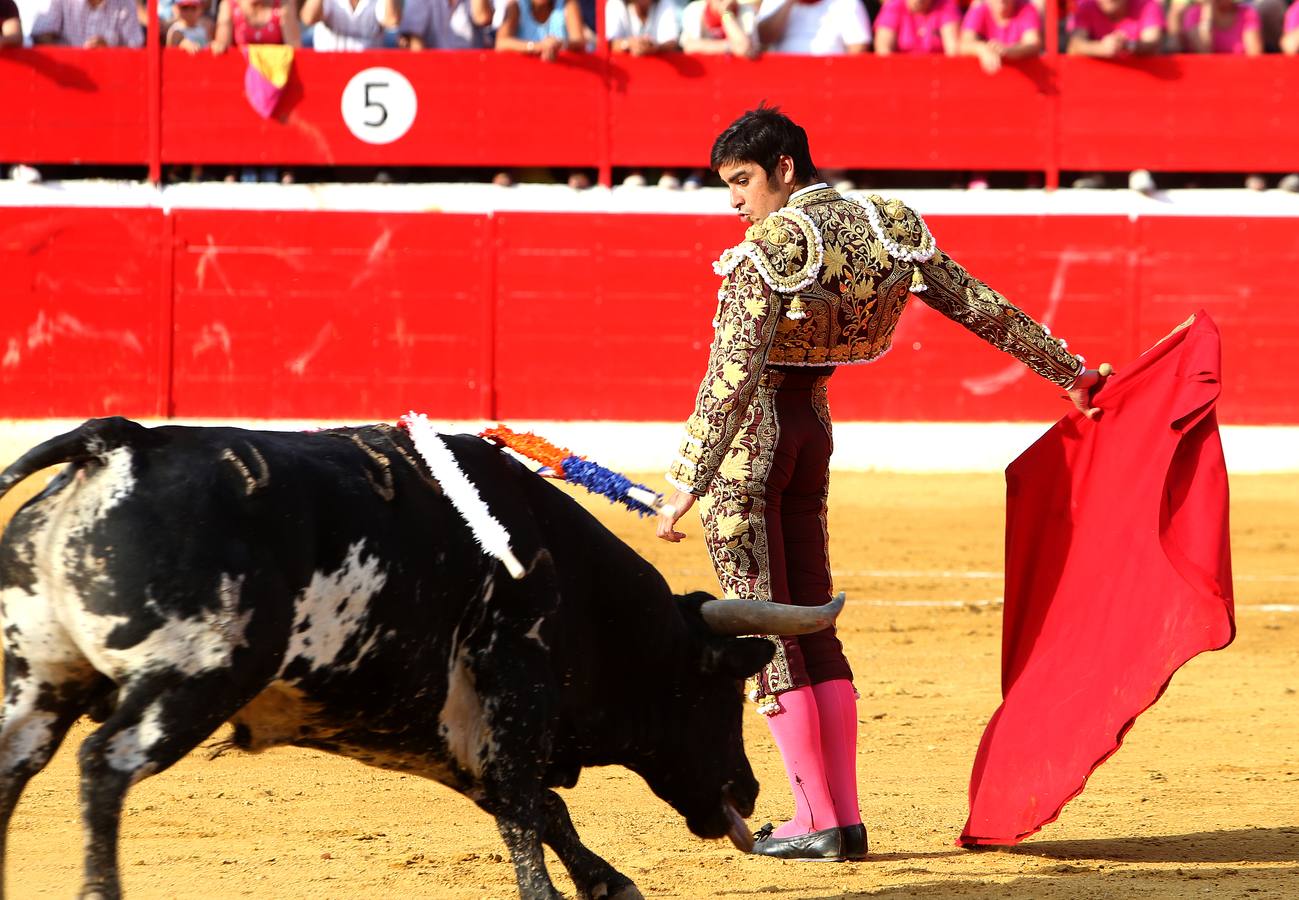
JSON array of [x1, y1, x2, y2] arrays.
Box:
[[701, 591, 845, 637]]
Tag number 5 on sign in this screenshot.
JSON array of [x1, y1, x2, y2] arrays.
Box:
[[341, 68, 417, 145]]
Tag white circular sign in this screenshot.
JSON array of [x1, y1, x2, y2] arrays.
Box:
[[341, 68, 417, 145]]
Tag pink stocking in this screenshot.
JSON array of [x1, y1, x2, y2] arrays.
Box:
[[764, 685, 838, 837], [812, 678, 861, 826]]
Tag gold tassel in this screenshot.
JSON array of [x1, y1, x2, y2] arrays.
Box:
[[909, 266, 928, 294], [786, 298, 807, 320]]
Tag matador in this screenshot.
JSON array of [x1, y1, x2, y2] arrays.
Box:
[[655, 106, 1108, 862]]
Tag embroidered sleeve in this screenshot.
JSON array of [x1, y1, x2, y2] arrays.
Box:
[[916, 249, 1085, 388], [667, 259, 783, 496], [861, 194, 1083, 388]]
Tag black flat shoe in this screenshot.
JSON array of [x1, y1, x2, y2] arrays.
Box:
[[750, 823, 844, 860], [839, 823, 869, 860]]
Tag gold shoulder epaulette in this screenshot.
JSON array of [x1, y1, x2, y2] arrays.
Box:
[[858, 195, 938, 293], [859, 195, 937, 262], [713, 208, 824, 294]]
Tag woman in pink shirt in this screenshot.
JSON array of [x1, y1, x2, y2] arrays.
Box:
[[1180, 0, 1262, 53], [1279, 0, 1299, 51], [875, 0, 962, 55], [960, 0, 1041, 73], [1066, 0, 1163, 55], [212, 0, 302, 53]]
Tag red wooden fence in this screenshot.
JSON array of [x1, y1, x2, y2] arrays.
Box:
[[3, 206, 1295, 425], [3, 49, 1298, 184]]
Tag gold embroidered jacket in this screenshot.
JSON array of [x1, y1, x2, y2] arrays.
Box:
[[667, 186, 1085, 496]]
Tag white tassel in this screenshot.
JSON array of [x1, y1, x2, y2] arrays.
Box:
[[402, 412, 526, 580]]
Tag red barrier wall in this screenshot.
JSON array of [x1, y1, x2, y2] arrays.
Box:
[[0, 207, 165, 417], [169, 210, 494, 418], [5, 49, 1299, 179], [3, 207, 1296, 425], [1, 49, 148, 166]]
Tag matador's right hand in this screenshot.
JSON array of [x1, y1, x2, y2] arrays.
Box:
[[656, 490, 697, 543], [1066, 363, 1114, 420]]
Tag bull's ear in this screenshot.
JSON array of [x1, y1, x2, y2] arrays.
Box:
[[703, 637, 775, 679]]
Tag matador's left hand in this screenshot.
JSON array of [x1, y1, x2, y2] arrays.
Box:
[[1066, 363, 1114, 420], [656, 490, 697, 543]]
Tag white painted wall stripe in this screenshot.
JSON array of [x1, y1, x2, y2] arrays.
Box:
[[4, 420, 1295, 475]]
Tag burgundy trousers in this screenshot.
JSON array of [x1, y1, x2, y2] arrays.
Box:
[[700, 367, 853, 714]]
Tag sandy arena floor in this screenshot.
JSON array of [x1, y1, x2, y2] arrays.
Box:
[[1, 437, 1296, 899]]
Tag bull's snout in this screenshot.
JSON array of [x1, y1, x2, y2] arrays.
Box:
[[684, 778, 757, 850]]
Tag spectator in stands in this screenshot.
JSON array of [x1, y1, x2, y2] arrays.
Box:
[[1278, 0, 1298, 51], [1066, 0, 1162, 55], [960, 0, 1041, 74], [496, 0, 587, 187], [757, 0, 871, 54], [606, 0, 680, 53], [494, 0, 582, 58], [1178, 0, 1261, 53], [1066, 0, 1160, 189], [31, 0, 145, 46], [211, 0, 302, 53], [1, 0, 20, 46], [874, 0, 961, 55], [303, 0, 395, 48], [402, 0, 494, 48], [1245, 0, 1286, 50], [680, 0, 759, 55], [607, 0, 681, 187], [166, 0, 213, 50], [1283, 3, 1299, 193], [212, 0, 300, 183]]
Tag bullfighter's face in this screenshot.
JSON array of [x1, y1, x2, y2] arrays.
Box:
[[719, 157, 798, 225]]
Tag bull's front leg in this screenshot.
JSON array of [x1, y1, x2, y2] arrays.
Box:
[[493, 811, 564, 900], [541, 790, 643, 900]]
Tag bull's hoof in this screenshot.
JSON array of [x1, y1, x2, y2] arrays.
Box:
[[79, 886, 120, 900], [580, 876, 643, 900]]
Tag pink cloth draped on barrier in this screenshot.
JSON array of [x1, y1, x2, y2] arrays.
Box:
[[243, 45, 294, 119], [960, 312, 1235, 847]]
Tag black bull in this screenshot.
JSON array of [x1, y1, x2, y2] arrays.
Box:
[[0, 417, 843, 900]]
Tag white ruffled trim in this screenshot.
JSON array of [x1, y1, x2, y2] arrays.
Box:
[[712, 208, 825, 295], [859, 196, 936, 264], [403, 412, 526, 580], [672, 454, 698, 470], [785, 309, 808, 320], [910, 284, 928, 294], [665, 473, 696, 494]]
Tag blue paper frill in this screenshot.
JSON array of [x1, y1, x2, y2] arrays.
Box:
[[561, 455, 658, 517]]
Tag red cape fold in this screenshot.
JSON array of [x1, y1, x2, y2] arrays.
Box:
[[959, 312, 1235, 847]]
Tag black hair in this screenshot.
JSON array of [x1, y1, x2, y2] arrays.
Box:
[[710, 104, 818, 184]]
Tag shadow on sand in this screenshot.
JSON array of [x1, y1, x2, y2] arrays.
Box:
[[719, 829, 1299, 898]]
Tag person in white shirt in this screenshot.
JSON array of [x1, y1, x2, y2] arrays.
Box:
[[301, 0, 397, 50], [402, 0, 491, 48], [757, 0, 870, 54], [605, 0, 680, 53], [680, 0, 758, 55]]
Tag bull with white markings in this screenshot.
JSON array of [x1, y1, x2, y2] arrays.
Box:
[[0, 416, 844, 900]]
